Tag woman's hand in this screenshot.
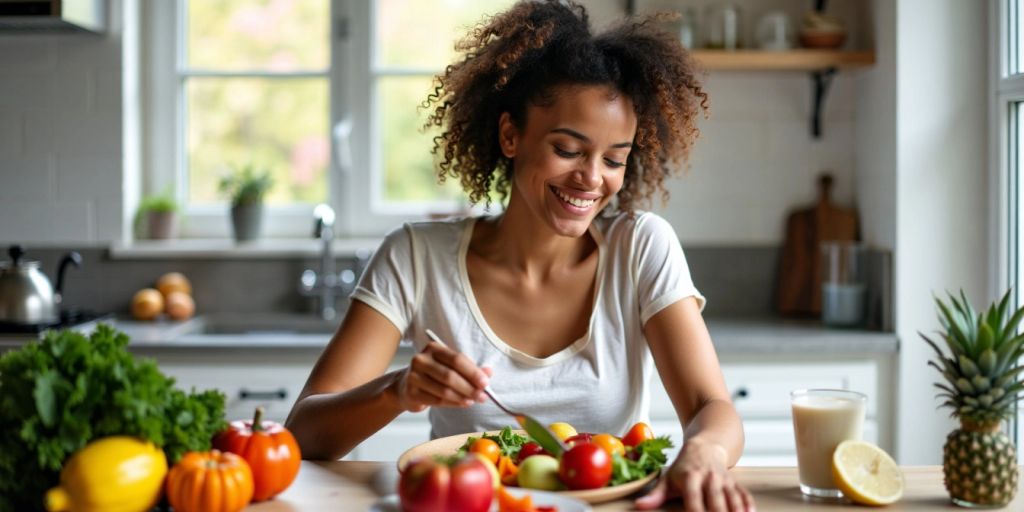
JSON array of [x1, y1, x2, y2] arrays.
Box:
[[635, 439, 755, 512], [393, 340, 493, 412]]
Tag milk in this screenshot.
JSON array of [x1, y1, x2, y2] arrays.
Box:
[[791, 391, 866, 496]]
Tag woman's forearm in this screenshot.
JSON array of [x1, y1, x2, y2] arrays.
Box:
[[682, 398, 745, 467], [285, 369, 408, 460]]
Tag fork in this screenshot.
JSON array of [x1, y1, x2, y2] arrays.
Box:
[[424, 329, 568, 456]]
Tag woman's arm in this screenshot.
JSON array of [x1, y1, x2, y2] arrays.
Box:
[[636, 296, 754, 512], [284, 301, 491, 460], [644, 296, 743, 465]]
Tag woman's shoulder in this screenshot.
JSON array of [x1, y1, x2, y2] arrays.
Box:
[[593, 210, 677, 246]]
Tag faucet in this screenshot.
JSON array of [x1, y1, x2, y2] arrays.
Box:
[[300, 204, 371, 320]]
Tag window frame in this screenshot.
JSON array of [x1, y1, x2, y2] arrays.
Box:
[[994, 0, 1024, 458], [143, 0, 488, 240]]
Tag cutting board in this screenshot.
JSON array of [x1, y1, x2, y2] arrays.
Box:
[[776, 174, 859, 316]]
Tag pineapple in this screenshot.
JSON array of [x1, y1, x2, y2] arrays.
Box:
[[922, 290, 1024, 507]]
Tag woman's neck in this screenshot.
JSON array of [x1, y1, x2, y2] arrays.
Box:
[[473, 200, 595, 281]]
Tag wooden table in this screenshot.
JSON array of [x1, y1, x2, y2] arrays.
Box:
[[245, 461, 1022, 511]]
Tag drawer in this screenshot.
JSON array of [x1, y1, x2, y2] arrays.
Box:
[[159, 363, 311, 424], [649, 361, 877, 420]]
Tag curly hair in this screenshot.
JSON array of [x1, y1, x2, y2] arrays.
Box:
[[422, 0, 708, 213]]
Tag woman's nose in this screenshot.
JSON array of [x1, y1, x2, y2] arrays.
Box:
[[575, 157, 601, 188]]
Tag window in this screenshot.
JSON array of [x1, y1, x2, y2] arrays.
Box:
[[996, 0, 1024, 460], [145, 0, 513, 238]]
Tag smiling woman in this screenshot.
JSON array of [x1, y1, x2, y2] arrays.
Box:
[[286, 2, 753, 511]]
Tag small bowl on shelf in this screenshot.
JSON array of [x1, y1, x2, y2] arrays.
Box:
[[798, 29, 846, 49]]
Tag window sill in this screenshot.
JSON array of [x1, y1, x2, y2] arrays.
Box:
[[109, 238, 383, 260]]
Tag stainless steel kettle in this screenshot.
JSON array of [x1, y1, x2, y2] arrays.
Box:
[[0, 245, 81, 324]]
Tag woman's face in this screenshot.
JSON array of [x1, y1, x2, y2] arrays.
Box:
[[499, 84, 637, 238]]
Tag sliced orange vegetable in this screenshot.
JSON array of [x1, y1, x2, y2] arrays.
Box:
[[497, 455, 520, 486], [497, 485, 535, 512]]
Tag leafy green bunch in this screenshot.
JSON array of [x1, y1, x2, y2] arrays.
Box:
[[219, 164, 274, 207], [611, 436, 674, 486], [0, 325, 226, 512], [455, 426, 529, 461]]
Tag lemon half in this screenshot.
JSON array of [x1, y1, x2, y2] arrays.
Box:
[[831, 440, 904, 506]]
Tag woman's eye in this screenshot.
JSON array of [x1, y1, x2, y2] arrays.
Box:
[[604, 158, 626, 169], [554, 146, 580, 158]]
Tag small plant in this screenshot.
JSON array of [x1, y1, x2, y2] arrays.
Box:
[[138, 191, 179, 214], [219, 164, 274, 207]]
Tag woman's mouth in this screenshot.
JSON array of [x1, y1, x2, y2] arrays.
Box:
[[551, 186, 598, 212]]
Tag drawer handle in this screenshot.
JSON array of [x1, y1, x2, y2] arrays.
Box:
[[731, 387, 749, 401], [239, 388, 288, 401]]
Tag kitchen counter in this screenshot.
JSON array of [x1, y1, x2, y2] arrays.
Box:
[[0, 315, 898, 354], [247, 461, 1019, 511]]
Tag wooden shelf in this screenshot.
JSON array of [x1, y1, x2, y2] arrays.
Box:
[[690, 50, 876, 71]]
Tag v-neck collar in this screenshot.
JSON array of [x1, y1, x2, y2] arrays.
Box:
[[457, 217, 605, 367]]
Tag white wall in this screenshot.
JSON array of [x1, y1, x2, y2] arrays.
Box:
[[0, 1, 124, 246], [891, 0, 989, 464]]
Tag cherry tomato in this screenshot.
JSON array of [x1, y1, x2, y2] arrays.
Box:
[[558, 442, 612, 490], [469, 438, 501, 465], [591, 433, 625, 457], [516, 442, 547, 464], [621, 422, 654, 448], [565, 433, 593, 447]]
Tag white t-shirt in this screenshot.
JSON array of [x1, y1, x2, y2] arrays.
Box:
[[351, 211, 705, 439]]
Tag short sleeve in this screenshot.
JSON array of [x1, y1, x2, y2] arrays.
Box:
[[350, 224, 418, 334], [633, 213, 706, 325]]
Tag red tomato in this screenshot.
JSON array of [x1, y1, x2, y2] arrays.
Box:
[[516, 442, 548, 464], [621, 422, 654, 448], [558, 442, 612, 490], [213, 407, 301, 501]]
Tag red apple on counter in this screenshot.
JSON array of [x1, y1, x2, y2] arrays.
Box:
[[398, 456, 494, 512]]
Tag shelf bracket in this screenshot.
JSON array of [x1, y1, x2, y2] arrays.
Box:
[[810, 67, 837, 139]]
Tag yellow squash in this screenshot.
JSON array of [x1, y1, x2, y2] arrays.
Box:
[[45, 436, 168, 512]]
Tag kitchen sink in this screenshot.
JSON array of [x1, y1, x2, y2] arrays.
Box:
[[119, 312, 343, 347]]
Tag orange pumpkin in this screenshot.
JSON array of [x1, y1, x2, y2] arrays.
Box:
[[213, 407, 301, 501], [166, 450, 254, 512]]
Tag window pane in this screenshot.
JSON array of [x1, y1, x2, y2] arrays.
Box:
[[185, 0, 328, 71], [376, 0, 516, 68], [186, 77, 329, 205], [379, 76, 463, 204]]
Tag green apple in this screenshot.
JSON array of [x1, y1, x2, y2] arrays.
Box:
[[517, 454, 562, 491]]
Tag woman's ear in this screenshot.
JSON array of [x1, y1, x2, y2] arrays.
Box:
[[497, 112, 517, 158]]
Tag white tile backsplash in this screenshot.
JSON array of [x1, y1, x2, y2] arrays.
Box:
[[0, 26, 123, 245], [0, 156, 52, 199]]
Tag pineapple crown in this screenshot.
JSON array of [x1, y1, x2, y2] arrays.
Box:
[[921, 289, 1024, 426]]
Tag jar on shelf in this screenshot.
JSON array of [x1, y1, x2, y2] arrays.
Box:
[[704, 3, 743, 50], [677, 7, 698, 49]]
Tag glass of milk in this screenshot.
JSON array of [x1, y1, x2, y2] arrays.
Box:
[[790, 389, 867, 498]]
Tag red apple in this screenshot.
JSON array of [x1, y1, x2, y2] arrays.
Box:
[[398, 456, 494, 512], [516, 441, 549, 464], [565, 433, 594, 446]]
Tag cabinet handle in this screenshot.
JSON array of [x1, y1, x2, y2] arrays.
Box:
[[239, 388, 288, 401], [731, 387, 749, 401]]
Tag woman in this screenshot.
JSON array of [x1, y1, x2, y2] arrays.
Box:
[[286, 1, 752, 510]]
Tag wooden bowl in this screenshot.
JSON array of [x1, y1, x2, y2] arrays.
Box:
[[396, 430, 660, 505], [798, 29, 847, 49]]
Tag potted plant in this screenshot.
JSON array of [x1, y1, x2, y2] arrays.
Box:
[[219, 164, 274, 242], [136, 191, 179, 239], [922, 290, 1023, 508]]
